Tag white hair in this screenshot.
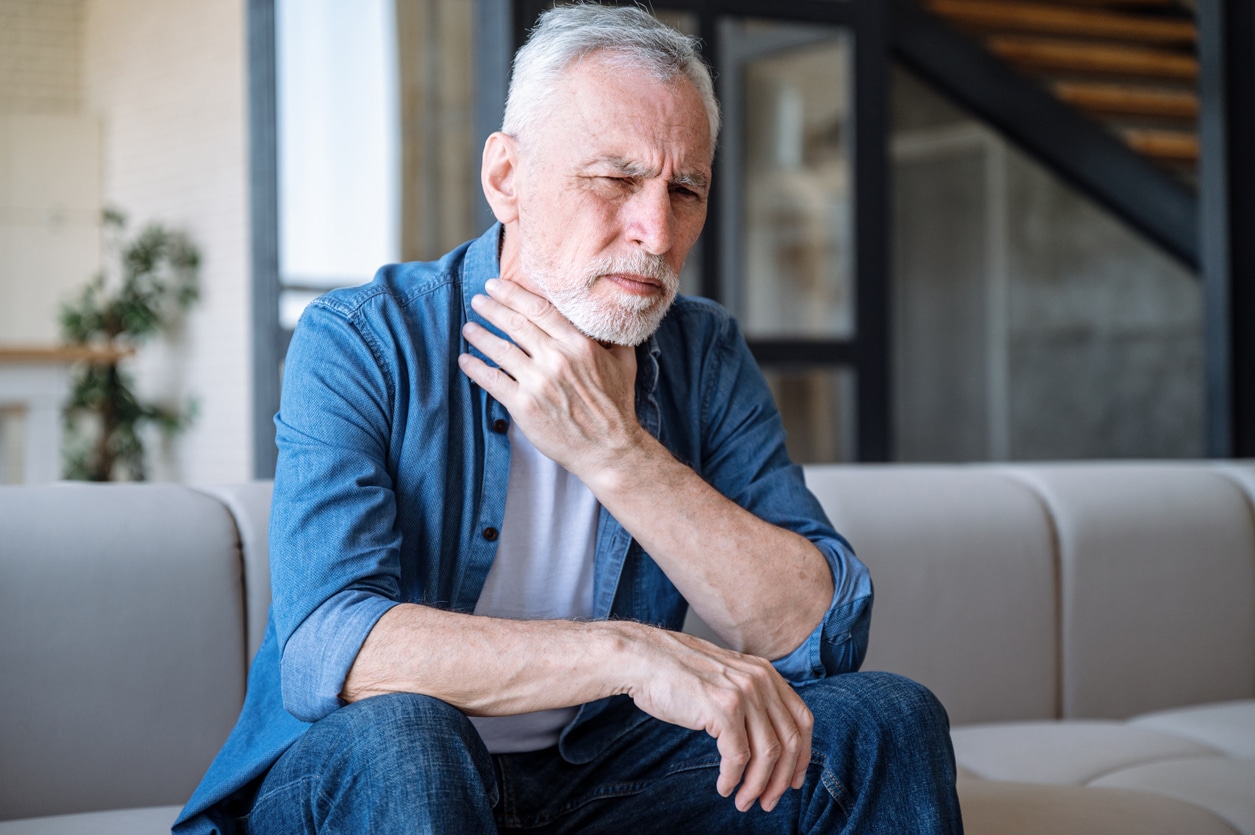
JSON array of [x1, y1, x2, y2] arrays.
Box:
[[502, 3, 721, 150]]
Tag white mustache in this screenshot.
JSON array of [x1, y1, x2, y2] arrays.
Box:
[[583, 253, 678, 289]]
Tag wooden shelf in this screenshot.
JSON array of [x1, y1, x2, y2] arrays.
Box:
[[0, 345, 136, 365], [926, 0, 1196, 44]]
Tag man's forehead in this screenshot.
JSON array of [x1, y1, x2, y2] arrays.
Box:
[[548, 55, 714, 154]]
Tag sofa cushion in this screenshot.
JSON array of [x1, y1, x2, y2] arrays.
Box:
[[0, 806, 182, 835], [804, 466, 1058, 724], [952, 700, 1255, 834], [0, 484, 246, 821], [1131, 701, 1255, 759], [1005, 464, 1255, 719], [958, 775, 1238, 835], [1093, 757, 1255, 835], [952, 720, 1218, 784]]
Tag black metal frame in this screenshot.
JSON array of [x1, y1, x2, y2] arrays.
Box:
[[248, 0, 281, 479], [509, 0, 893, 461], [1199, 0, 1255, 457]]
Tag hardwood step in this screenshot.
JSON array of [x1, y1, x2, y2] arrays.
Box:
[[925, 0, 1196, 44], [988, 36, 1198, 80], [1053, 81, 1198, 119], [1038, 0, 1176, 6], [1122, 128, 1199, 161], [1039, 0, 1174, 5]]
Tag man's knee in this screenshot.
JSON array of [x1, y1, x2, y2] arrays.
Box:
[[329, 692, 475, 738], [289, 692, 494, 793], [251, 694, 496, 833], [802, 671, 952, 752]]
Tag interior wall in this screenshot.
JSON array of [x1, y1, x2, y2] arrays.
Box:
[[81, 0, 251, 482], [891, 68, 1204, 461], [0, 0, 100, 345]]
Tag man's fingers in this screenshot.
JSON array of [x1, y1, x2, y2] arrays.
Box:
[[469, 291, 552, 357], [461, 320, 529, 379], [714, 720, 752, 799], [787, 690, 814, 791], [484, 277, 581, 340], [732, 677, 805, 813], [733, 704, 782, 811], [754, 693, 808, 812], [457, 352, 518, 403]]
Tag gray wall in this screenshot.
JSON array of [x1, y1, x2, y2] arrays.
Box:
[[891, 68, 1204, 462]]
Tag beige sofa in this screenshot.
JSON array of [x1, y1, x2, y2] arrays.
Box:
[[1, 462, 1253, 833]]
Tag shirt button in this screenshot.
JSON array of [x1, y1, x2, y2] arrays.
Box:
[[492, 418, 508, 433], [482, 527, 499, 542]]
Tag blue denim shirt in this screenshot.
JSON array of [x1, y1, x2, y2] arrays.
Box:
[[175, 225, 872, 834]]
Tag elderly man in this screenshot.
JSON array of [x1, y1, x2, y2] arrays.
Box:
[[175, 5, 961, 833]]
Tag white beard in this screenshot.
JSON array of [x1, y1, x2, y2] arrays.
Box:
[[520, 243, 680, 347]]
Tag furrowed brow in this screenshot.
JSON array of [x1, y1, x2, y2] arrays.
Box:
[[584, 156, 653, 178], [584, 155, 709, 192], [671, 171, 709, 191]]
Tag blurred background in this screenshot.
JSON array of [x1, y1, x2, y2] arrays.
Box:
[[0, 0, 1248, 484]]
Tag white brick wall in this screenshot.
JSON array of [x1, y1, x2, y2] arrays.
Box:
[[0, 0, 97, 347], [82, 0, 252, 482], [0, 0, 84, 114]]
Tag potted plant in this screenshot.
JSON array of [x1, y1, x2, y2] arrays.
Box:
[[58, 208, 201, 481]]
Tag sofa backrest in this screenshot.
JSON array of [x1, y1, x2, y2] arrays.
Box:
[[805, 462, 1255, 725], [0, 483, 249, 821], [196, 481, 274, 662], [805, 465, 1061, 725], [2, 463, 1252, 821], [1003, 463, 1255, 719]]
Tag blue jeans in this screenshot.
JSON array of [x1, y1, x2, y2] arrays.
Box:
[[244, 672, 962, 834]]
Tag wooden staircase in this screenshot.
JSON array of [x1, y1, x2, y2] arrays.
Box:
[[921, 0, 1199, 175]]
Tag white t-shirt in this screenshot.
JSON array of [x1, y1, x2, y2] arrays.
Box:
[[469, 422, 600, 753]]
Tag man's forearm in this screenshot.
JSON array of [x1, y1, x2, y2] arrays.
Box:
[[341, 603, 629, 712], [583, 433, 833, 661], [342, 599, 817, 813]]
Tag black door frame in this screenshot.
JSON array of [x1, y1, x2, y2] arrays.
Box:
[[509, 0, 893, 462], [248, 0, 1254, 474]]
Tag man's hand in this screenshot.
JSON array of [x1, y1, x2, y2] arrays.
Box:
[[457, 278, 645, 482], [346, 605, 814, 814], [617, 623, 814, 813]]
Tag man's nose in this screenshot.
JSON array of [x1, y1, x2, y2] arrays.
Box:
[[625, 183, 675, 256]]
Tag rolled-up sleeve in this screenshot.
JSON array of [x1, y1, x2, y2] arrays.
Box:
[[771, 538, 872, 683], [693, 304, 873, 685], [269, 299, 405, 723]]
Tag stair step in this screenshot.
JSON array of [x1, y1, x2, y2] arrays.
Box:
[[1041, 0, 1176, 6], [1122, 128, 1199, 161], [1053, 81, 1198, 118], [925, 0, 1196, 44], [988, 36, 1198, 79]]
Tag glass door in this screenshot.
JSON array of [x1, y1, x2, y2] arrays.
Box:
[[510, 0, 890, 462]]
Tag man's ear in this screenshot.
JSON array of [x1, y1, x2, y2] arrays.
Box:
[[481, 132, 520, 225]]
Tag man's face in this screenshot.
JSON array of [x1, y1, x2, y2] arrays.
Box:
[[507, 55, 713, 346]]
